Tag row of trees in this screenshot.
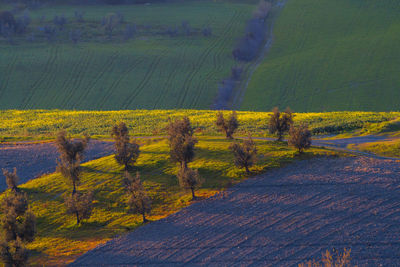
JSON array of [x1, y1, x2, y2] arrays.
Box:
[[0, 107, 311, 265], [55, 107, 311, 225], [1, 8, 213, 44], [216, 108, 312, 153]]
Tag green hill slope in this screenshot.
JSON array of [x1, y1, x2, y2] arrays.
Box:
[[0, 1, 253, 109], [242, 0, 400, 112]]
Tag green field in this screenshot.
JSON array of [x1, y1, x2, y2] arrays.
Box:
[[242, 0, 400, 112], [0, 1, 254, 109], [1, 110, 399, 141]]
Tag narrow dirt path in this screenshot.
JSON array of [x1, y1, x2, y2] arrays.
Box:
[[71, 156, 400, 266]]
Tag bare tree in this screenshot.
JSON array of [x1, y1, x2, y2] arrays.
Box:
[[268, 107, 293, 141], [230, 135, 257, 174], [124, 172, 151, 223], [2, 168, 19, 193], [288, 123, 312, 153], [64, 191, 94, 225], [177, 167, 203, 200], [216, 111, 239, 139], [111, 122, 140, 171], [56, 131, 90, 195], [167, 117, 197, 170]]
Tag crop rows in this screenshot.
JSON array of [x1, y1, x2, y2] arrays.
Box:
[[0, 1, 254, 110]]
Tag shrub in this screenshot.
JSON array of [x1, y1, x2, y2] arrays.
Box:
[[202, 25, 212, 37], [69, 29, 81, 44], [64, 191, 94, 225], [56, 131, 90, 194], [74, 11, 85, 23], [288, 123, 312, 153], [214, 79, 235, 109], [231, 66, 243, 81], [111, 122, 140, 171], [167, 117, 197, 170], [53, 15, 67, 31], [0, 189, 36, 267], [268, 107, 293, 141], [0, 11, 16, 36], [232, 18, 265, 61], [0, 237, 28, 267], [216, 111, 239, 139], [230, 135, 257, 174], [253, 0, 272, 20], [2, 168, 19, 193], [124, 172, 151, 223], [123, 24, 136, 41], [177, 167, 203, 200], [102, 13, 120, 39]]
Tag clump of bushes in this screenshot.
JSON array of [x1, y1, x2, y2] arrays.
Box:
[[232, 0, 272, 62]]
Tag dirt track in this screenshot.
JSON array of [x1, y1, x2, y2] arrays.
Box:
[[71, 156, 400, 266], [0, 141, 114, 191]]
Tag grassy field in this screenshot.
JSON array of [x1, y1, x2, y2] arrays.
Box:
[[348, 138, 400, 158], [242, 0, 400, 112], [1, 110, 399, 141], [0, 1, 254, 109], [1, 136, 336, 265]]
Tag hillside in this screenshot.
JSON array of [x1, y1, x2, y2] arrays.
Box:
[[4, 137, 332, 265], [0, 1, 253, 109], [242, 0, 400, 112]]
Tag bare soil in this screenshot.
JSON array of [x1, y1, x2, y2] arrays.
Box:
[[71, 156, 400, 266], [0, 140, 114, 191]]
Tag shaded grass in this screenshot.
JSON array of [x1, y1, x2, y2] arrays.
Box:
[[5, 137, 336, 265]]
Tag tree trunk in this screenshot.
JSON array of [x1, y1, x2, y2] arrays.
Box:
[[277, 132, 283, 141], [141, 200, 148, 223], [245, 165, 250, 174], [75, 211, 80, 225], [191, 187, 196, 200], [181, 161, 187, 170], [72, 182, 76, 195], [142, 212, 147, 223]]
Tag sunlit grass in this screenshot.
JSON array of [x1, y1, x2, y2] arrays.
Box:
[[2, 136, 337, 265], [1, 110, 399, 141], [348, 138, 400, 158]]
